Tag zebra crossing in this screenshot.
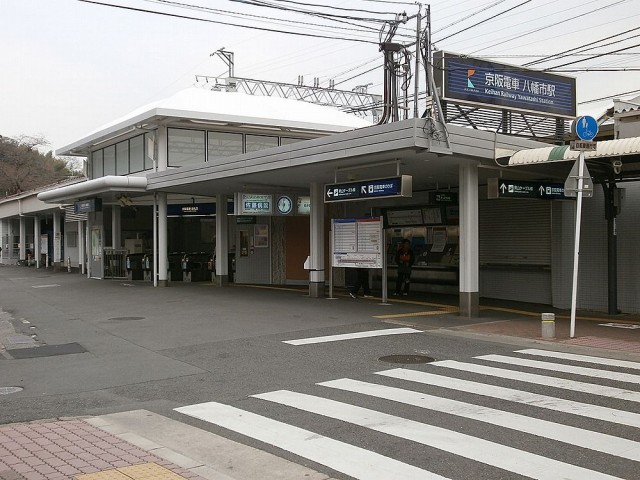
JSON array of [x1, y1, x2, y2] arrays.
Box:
[[175, 348, 640, 480]]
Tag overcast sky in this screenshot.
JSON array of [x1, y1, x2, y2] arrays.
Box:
[[2, 0, 639, 153]]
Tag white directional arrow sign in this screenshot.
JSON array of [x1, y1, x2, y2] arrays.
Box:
[[500, 183, 507, 194]]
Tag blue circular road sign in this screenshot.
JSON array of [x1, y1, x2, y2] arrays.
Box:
[[573, 115, 598, 141]]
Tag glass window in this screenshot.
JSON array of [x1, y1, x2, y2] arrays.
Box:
[[144, 133, 154, 170], [116, 140, 129, 175], [245, 134, 278, 153], [103, 145, 116, 176], [130, 135, 144, 173], [207, 131, 242, 160], [92, 150, 103, 179], [280, 137, 305, 146], [168, 128, 205, 167]]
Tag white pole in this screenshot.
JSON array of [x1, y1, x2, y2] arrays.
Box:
[[153, 193, 158, 287], [570, 152, 585, 338]]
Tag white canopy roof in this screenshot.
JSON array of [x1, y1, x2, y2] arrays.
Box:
[[503, 137, 640, 166], [57, 87, 372, 156]]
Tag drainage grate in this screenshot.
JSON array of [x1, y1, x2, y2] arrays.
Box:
[[107, 316, 145, 321], [0, 386, 24, 395], [379, 354, 435, 364]]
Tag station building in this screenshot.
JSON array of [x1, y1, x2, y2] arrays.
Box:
[[2, 72, 640, 317]]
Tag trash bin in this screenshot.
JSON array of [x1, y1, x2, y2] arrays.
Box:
[[182, 252, 211, 282], [168, 252, 184, 282], [125, 253, 145, 281]]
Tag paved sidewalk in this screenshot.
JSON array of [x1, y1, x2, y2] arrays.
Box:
[[0, 419, 206, 480]]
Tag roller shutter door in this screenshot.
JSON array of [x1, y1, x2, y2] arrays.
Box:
[[479, 199, 551, 267]]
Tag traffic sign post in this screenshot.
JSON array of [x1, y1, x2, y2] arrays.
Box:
[[568, 115, 598, 338]]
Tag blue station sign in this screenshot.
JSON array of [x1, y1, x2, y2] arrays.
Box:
[[435, 51, 576, 118], [324, 175, 412, 203]]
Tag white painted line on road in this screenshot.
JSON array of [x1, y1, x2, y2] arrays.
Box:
[[31, 284, 60, 289], [282, 327, 422, 345], [516, 349, 640, 371], [319, 378, 640, 462], [377, 368, 640, 428], [254, 390, 622, 480], [175, 401, 439, 480], [478, 354, 640, 385], [430, 360, 640, 404]]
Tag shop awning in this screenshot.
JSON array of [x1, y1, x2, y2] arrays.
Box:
[[500, 136, 640, 166]]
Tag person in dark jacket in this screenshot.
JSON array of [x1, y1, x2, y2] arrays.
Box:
[[394, 239, 414, 296], [350, 267, 372, 298]]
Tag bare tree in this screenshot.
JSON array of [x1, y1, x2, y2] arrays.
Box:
[[0, 135, 76, 197]]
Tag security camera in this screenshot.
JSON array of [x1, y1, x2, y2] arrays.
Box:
[[612, 159, 622, 175]]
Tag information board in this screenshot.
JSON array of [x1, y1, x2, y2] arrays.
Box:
[[331, 217, 383, 268]]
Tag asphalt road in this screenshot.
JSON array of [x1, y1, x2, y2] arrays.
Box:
[[1, 266, 639, 480]]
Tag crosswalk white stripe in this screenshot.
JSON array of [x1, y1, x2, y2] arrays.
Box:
[[517, 349, 640, 371], [432, 360, 640, 403], [174, 401, 441, 480], [318, 378, 640, 462], [377, 368, 640, 428], [477, 354, 640, 384], [254, 390, 623, 480], [282, 327, 422, 345]]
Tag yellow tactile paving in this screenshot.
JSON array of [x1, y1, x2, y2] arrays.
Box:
[[75, 463, 187, 480], [74, 470, 131, 480]]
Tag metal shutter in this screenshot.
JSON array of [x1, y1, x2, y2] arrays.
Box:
[[479, 199, 551, 266]]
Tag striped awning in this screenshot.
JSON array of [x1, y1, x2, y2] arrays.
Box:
[[503, 136, 640, 166]]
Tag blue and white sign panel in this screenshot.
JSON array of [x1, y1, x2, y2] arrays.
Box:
[[435, 51, 576, 118], [572, 115, 598, 141], [325, 175, 412, 203]]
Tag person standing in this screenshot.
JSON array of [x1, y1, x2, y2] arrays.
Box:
[[394, 239, 414, 296], [350, 267, 372, 298]]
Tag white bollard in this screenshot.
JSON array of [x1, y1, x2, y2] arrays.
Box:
[[541, 313, 556, 339]]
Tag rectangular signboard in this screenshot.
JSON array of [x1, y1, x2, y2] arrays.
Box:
[[570, 140, 597, 151], [488, 178, 567, 200], [332, 217, 383, 268], [325, 175, 412, 203], [167, 203, 215, 216], [434, 51, 576, 118], [74, 198, 102, 214], [235, 193, 273, 215]]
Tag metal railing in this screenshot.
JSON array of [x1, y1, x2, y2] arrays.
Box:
[[104, 248, 127, 279]]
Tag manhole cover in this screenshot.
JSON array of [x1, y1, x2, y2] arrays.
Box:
[[379, 354, 435, 364], [0, 386, 24, 395], [107, 316, 145, 321]]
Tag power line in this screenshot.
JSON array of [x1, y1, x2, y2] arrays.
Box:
[[143, 0, 382, 35], [77, 0, 379, 44], [578, 89, 640, 104], [467, 0, 629, 54], [435, 0, 532, 43], [524, 25, 640, 67], [433, 0, 510, 34], [543, 41, 640, 70], [225, 0, 394, 23], [265, 0, 397, 16]]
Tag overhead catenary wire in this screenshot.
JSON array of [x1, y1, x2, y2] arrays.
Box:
[[77, 0, 380, 44], [466, 0, 630, 54], [142, 0, 384, 35], [263, 0, 397, 16], [434, 0, 532, 43], [578, 88, 640, 104]]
